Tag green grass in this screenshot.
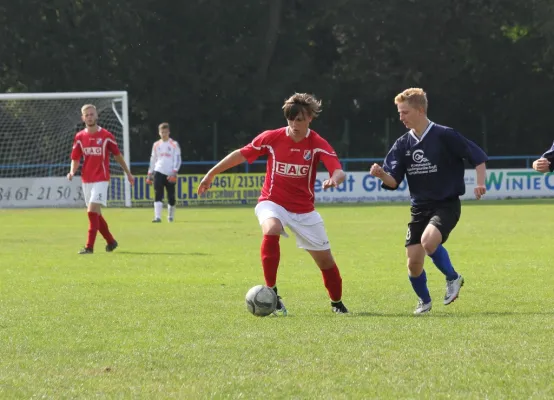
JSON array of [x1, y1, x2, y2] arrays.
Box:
[[1, 201, 554, 399]]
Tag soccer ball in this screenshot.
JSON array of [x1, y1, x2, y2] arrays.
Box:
[[245, 285, 277, 317]]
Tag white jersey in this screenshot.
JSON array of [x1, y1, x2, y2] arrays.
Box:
[[148, 139, 182, 176]]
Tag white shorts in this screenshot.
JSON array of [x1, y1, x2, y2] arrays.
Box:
[[254, 200, 330, 251], [82, 181, 109, 207]]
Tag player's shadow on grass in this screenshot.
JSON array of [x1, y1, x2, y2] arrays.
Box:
[[354, 311, 554, 317], [116, 251, 210, 256]]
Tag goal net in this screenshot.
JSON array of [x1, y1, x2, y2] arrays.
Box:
[[0, 91, 131, 208]]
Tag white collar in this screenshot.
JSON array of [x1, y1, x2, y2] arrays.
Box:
[[409, 121, 434, 142], [85, 126, 101, 133], [286, 127, 310, 138]]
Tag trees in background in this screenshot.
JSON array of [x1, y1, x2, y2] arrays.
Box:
[[1, 0, 552, 161]]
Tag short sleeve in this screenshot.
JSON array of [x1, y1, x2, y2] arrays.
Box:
[[70, 135, 83, 160], [240, 131, 270, 164], [106, 133, 121, 156], [382, 140, 406, 188], [442, 128, 488, 166]]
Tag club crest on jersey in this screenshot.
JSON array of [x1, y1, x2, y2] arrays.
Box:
[[303, 150, 312, 161], [96, 138, 103, 145], [412, 149, 429, 163]]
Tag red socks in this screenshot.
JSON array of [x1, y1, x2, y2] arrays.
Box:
[[98, 215, 115, 244], [321, 264, 343, 302], [86, 212, 115, 250], [86, 212, 100, 249], [261, 234, 342, 302], [261, 234, 280, 287]]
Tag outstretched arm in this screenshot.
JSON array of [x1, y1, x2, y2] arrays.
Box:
[[197, 150, 247, 194], [533, 158, 551, 173], [534, 141, 554, 172], [369, 163, 400, 189], [370, 140, 405, 190], [322, 169, 346, 190]]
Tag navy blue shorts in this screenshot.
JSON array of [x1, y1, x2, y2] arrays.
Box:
[[405, 199, 461, 247]]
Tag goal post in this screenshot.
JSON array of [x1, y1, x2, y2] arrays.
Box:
[[0, 91, 132, 208]]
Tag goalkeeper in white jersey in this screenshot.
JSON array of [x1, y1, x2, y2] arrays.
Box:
[[146, 122, 182, 222]]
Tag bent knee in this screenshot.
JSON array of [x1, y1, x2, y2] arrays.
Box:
[[421, 241, 438, 255], [421, 228, 442, 254], [407, 259, 424, 276], [261, 218, 283, 235]]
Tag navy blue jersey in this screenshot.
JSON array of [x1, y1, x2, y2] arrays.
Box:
[[541, 142, 554, 172], [382, 122, 488, 206]]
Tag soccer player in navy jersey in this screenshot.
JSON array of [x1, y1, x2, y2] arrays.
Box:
[[197, 93, 349, 315], [370, 88, 488, 314], [532, 142, 554, 173]]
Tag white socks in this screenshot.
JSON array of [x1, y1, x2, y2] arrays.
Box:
[[154, 201, 163, 219], [154, 202, 176, 221]]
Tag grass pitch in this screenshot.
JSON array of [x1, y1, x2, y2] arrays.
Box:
[[1, 201, 553, 399]]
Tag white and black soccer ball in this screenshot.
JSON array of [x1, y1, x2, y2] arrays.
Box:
[[245, 285, 277, 317]]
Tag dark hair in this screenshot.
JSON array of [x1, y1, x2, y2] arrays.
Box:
[[158, 122, 170, 130], [282, 93, 322, 120]]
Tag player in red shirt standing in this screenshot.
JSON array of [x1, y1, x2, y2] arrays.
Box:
[[197, 93, 349, 314], [67, 104, 134, 254]]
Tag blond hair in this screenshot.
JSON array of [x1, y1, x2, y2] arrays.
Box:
[[81, 104, 97, 115], [394, 88, 428, 113], [158, 122, 170, 131], [282, 93, 322, 120]]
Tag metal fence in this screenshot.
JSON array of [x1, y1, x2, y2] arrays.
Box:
[[0, 155, 541, 177]]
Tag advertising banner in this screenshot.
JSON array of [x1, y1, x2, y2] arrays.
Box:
[[0, 177, 86, 208], [126, 169, 554, 205], [125, 173, 265, 206], [2, 169, 553, 208], [314, 169, 554, 203]]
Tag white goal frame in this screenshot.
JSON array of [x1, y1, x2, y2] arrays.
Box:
[[0, 91, 132, 207]]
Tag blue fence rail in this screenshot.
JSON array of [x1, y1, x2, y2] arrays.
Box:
[[0, 155, 540, 175]]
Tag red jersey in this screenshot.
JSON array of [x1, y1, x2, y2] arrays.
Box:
[[70, 127, 121, 183], [240, 127, 342, 213]]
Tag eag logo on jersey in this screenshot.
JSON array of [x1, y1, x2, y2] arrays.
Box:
[[83, 147, 102, 155], [275, 161, 310, 177]]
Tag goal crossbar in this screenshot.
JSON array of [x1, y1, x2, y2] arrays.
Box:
[[0, 91, 128, 101]]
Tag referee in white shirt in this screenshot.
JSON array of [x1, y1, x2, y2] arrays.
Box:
[[147, 122, 182, 222]]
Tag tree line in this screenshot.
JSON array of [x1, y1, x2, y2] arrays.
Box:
[[1, 0, 553, 166]]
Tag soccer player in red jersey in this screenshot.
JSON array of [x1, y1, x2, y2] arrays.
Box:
[[67, 104, 134, 254], [197, 93, 349, 314]]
